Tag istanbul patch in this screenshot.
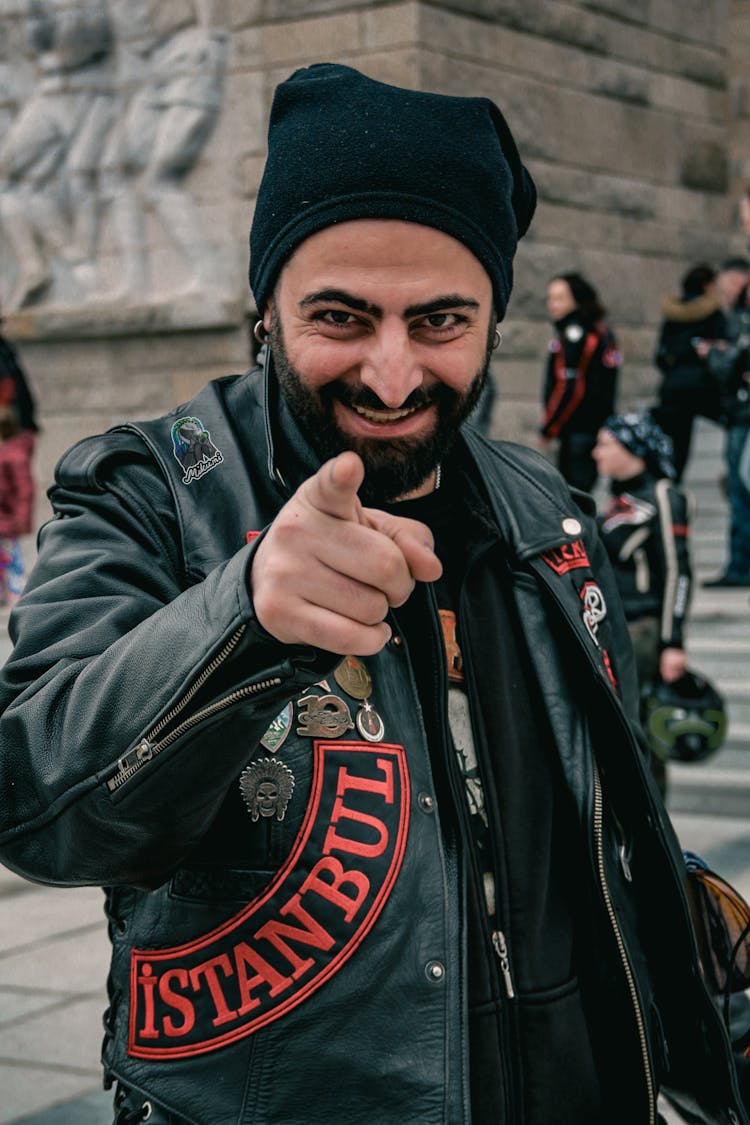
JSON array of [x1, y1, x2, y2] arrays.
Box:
[[171, 416, 224, 484], [128, 741, 410, 1058]]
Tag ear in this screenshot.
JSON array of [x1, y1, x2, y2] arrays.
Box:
[[262, 297, 274, 335]]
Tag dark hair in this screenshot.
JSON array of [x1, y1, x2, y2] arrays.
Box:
[[680, 263, 716, 298], [720, 256, 750, 274], [550, 272, 605, 322]]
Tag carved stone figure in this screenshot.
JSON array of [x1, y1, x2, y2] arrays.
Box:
[[0, 0, 114, 309], [0, 0, 227, 310]]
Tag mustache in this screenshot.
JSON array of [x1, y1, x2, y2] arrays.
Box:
[[322, 383, 450, 412]]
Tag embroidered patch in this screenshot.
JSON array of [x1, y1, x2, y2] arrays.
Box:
[[171, 416, 224, 484], [541, 539, 591, 576], [246, 531, 261, 544], [580, 580, 607, 645], [128, 742, 410, 1058]]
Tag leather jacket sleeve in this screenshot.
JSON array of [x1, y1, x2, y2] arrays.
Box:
[[0, 437, 331, 889]]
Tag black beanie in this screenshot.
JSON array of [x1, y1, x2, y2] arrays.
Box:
[[249, 63, 536, 314]]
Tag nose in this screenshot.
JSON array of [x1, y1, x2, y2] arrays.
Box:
[[358, 320, 423, 408]]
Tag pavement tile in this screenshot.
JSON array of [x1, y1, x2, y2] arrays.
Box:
[[0, 1062, 104, 1125], [0, 988, 74, 1027], [0, 924, 110, 993], [0, 994, 106, 1072], [9, 1087, 113, 1124], [0, 883, 106, 953]]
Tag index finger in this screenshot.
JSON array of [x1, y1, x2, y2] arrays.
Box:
[[300, 452, 366, 523]]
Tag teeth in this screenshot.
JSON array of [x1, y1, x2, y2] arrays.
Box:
[[352, 404, 418, 423]]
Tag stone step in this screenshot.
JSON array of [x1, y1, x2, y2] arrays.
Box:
[[668, 764, 750, 818]]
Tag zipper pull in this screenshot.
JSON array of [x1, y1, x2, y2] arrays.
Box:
[[619, 843, 633, 882], [491, 929, 515, 999], [106, 739, 155, 792]]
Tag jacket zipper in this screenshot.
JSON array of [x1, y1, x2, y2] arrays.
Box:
[[526, 565, 658, 1121], [593, 759, 656, 1125], [491, 929, 515, 998], [105, 626, 284, 793]]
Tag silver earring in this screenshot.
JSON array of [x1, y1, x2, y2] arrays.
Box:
[[253, 320, 269, 344], [493, 327, 503, 351]]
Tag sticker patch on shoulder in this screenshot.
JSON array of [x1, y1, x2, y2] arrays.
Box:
[[128, 741, 410, 1058], [541, 539, 590, 575], [171, 416, 224, 484]]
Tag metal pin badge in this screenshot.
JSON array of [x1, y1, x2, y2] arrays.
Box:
[[355, 699, 385, 743], [239, 758, 295, 822], [296, 694, 354, 738], [333, 656, 373, 700], [260, 702, 293, 752]]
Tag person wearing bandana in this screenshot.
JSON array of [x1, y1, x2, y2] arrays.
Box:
[[0, 64, 746, 1125], [593, 412, 692, 795]]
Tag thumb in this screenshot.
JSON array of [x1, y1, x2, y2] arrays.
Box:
[[303, 452, 365, 521]]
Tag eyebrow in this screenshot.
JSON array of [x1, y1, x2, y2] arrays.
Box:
[[299, 289, 481, 319]]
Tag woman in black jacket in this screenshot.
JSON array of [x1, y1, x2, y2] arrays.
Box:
[[652, 263, 725, 481], [540, 271, 620, 492]]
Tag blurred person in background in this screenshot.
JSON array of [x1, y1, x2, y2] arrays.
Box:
[[0, 405, 34, 605], [593, 412, 690, 796], [0, 302, 38, 436], [695, 258, 750, 587], [651, 263, 725, 482], [540, 271, 620, 492]]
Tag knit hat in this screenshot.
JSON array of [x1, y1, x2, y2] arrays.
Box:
[[603, 412, 676, 480], [249, 63, 536, 314]]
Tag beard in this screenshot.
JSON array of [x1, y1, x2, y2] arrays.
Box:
[[269, 313, 493, 505]]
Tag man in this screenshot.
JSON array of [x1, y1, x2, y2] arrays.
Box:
[[0, 64, 745, 1125], [696, 257, 750, 587]]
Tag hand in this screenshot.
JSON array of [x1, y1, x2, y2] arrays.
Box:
[[659, 647, 688, 683], [251, 451, 443, 655], [692, 339, 711, 359]]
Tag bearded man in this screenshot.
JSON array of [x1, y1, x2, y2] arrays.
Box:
[[0, 63, 746, 1125]]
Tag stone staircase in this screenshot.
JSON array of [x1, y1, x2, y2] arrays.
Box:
[[666, 417, 750, 817]]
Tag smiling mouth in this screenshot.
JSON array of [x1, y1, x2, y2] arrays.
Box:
[[350, 403, 422, 424]]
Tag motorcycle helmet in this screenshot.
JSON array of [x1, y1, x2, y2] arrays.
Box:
[[640, 670, 728, 763]]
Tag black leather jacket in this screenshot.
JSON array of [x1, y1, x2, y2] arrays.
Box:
[[0, 362, 745, 1125]]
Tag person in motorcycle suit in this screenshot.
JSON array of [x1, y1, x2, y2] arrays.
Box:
[[0, 63, 747, 1125], [592, 412, 691, 797]]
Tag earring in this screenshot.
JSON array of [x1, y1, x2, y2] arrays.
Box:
[[493, 327, 503, 351], [253, 320, 269, 344]]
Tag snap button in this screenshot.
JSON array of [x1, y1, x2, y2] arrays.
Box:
[[425, 959, 445, 982], [389, 633, 403, 647], [418, 792, 435, 813], [562, 517, 582, 536]]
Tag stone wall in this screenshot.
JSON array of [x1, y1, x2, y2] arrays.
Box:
[[0, 0, 737, 519]]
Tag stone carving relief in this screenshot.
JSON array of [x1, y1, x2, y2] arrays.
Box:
[[0, 0, 228, 312]]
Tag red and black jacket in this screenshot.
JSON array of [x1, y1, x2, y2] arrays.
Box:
[[541, 311, 620, 439]]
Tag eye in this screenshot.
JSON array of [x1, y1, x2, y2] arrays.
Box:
[[321, 310, 356, 326], [309, 309, 366, 336], [413, 312, 467, 338]]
